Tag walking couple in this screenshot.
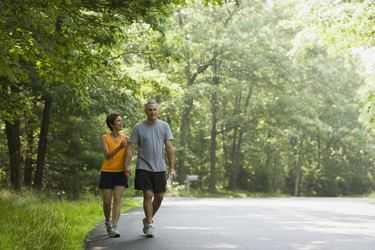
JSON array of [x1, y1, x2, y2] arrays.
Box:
[[98, 100, 175, 238]]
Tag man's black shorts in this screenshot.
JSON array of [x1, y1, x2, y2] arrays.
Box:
[[135, 169, 166, 193], [99, 171, 128, 189]]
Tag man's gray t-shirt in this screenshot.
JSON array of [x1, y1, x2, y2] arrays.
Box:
[[129, 120, 174, 172]]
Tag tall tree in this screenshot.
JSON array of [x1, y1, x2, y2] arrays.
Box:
[[1, 0, 231, 190], [5, 118, 21, 190]]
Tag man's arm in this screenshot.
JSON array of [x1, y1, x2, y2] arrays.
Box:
[[124, 142, 135, 177], [165, 140, 175, 179]]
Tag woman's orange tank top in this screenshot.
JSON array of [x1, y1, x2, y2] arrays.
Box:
[[101, 134, 126, 172]]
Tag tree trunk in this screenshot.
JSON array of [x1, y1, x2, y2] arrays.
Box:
[[317, 133, 321, 169], [177, 11, 191, 185], [24, 117, 35, 186], [178, 97, 192, 184], [5, 119, 21, 190], [176, 13, 211, 184], [222, 123, 231, 186], [178, 50, 193, 184], [228, 127, 238, 190], [264, 133, 273, 192], [232, 128, 245, 189], [209, 90, 218, 193], [293, 135, 305, 196], [228, 94, 242, 190], [209, 60, 219, 193], [33, 97, 52, 190], [227, 86, 252, 190]]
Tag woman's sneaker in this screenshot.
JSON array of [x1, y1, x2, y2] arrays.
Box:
[[110, 225, 121, 238], [105, 222, 112, 235], [145, 224, 154, 238]]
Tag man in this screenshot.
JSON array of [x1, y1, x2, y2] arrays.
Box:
[[124, 100, 176, 238]]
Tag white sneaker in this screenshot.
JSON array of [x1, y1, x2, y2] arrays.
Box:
[[145, 224, 154, 238], [143, 218, 154, 234], [142, 218, 147, 234], [110, 225, 121, 238]]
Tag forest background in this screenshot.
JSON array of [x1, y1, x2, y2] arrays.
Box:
[[1, 0, 375, 198]]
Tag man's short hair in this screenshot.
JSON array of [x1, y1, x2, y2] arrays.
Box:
[[144, 100, 160, 110]]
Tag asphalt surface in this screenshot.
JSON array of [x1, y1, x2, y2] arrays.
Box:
[[84, 197, 375, 250]]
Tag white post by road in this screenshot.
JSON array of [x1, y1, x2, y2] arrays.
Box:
[[186, 175, 198, 194]]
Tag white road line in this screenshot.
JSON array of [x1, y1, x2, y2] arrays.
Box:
[[274, 206, 375, 238]]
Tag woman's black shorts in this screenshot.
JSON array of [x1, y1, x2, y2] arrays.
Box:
[[135, 169, 166, 193], [99, 171, 128, 189]]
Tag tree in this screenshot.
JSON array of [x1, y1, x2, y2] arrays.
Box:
[[1, 0, 230, 190], [289, 0, 375, 127]]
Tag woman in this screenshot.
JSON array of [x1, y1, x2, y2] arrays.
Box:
[[99, 113, 128, 237]]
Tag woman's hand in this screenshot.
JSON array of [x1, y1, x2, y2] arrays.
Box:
[[124, 168, 132, 178], [119, 140, 127, 149]]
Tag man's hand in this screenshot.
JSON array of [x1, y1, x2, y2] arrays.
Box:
[[168, 169, 176, 180]]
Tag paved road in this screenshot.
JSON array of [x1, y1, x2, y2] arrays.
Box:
[[84, 197, 375, 250]]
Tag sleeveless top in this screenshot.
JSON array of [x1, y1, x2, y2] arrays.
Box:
[[101, 134, 126, 172]]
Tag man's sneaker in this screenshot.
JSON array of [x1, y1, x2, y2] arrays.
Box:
[[105, 222, 112, 235], [145, 224, 154, 238], [142, 218, 154, 234], [110, 225, 121, 238]]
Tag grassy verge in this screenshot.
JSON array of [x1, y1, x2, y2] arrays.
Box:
[[368, 191, 375, 203], [0, 190, 141, 250], [167, 187, 374, 200], [166, 186, 289, 198]]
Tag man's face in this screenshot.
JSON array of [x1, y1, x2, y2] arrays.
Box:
[[145, 103, 160, 122]]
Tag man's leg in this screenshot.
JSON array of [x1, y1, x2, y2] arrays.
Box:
[[143, 190, 154, 225], [152, 192, 165, 216], [142, 191, 164, 224]]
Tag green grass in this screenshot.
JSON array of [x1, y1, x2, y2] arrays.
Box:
[[0, 190, 141, 250], [368, 191, 375, 203], [166, 186, 289, 198]]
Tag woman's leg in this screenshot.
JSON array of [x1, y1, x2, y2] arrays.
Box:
[[112, 185, 125, 226], [102, 189, 113, 224]]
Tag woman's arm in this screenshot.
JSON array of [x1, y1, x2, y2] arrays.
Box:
[[101, 135, 126, 159]]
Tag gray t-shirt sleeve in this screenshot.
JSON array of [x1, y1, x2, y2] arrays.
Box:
[[164, 122, 174, 141], [129, 122, 140, 144]]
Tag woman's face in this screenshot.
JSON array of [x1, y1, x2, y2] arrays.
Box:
[[112, 116, 123, 131]]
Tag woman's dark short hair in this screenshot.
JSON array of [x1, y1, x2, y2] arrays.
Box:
[[106, 113, 120, 131]]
